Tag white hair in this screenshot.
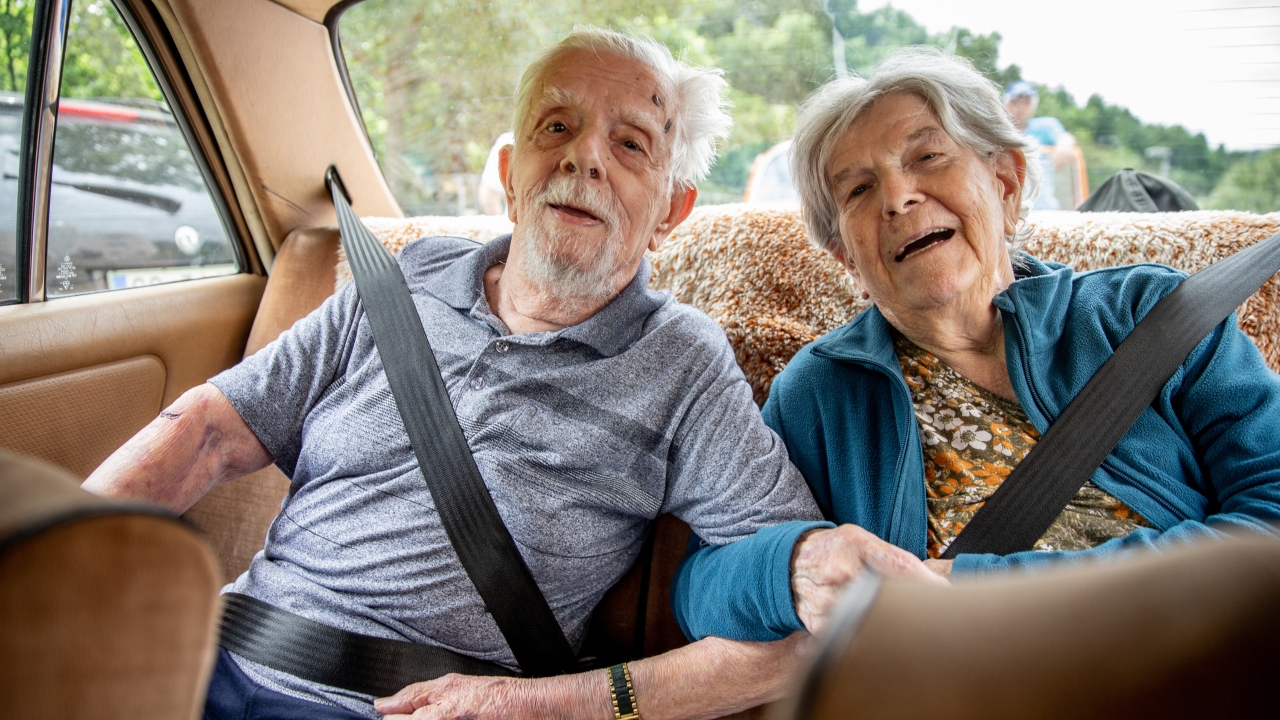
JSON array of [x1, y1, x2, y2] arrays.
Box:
[[791, 46, 1042, 258], [512, 26, 733, 190]]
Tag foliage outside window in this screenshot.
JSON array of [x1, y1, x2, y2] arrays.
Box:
[[341, 0, 1276, 217]]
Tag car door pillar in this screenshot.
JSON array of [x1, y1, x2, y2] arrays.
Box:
[[21, 0, 71, 303]]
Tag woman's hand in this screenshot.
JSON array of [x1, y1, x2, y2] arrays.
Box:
[[790, 524, 948, 634]]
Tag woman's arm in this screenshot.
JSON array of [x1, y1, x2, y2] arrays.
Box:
[[82, 383, 273, 513], [374, 633, 809, 720]]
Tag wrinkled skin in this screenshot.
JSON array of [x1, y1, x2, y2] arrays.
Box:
[[790, 525, 949, 634]]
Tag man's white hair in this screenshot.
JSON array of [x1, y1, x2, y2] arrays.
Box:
[[512, 26, 733, 190]]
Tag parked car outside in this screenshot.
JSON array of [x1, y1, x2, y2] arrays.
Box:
[[0, 91, 235, 298]]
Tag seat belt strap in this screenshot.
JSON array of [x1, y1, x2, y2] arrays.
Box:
[[943, 231, 1280, 559], [325, 166, 577, 676], [218, 593, 515, 697]]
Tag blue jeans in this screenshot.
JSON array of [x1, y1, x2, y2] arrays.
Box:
[[205, 648, 370, 720]]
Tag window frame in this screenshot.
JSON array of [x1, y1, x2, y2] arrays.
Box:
[[5, 0, 249, 306]]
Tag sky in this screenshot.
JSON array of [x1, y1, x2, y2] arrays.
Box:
[[858, 0, 1280, 151]]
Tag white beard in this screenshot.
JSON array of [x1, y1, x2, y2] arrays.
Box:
[[518, 174, 632, 305]]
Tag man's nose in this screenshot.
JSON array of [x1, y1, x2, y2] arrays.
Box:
[[881, 172, 924, 219], [560, 132, 606, 181]]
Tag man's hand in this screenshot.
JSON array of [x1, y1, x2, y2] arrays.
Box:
[[375, 634, 808, 720], [790, 524, 947, 634], [375, 674, 539, 719]]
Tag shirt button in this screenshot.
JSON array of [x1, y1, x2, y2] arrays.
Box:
[[470, 377, 485, 390], [495, 341, 510, 354]]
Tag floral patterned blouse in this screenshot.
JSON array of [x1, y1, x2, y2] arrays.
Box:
[[892, 331, 1151, 559]]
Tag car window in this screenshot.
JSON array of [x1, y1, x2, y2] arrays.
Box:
[[42, 0, 237, 298], [338, 0, 1277, 217], [0, 1, 32, 304]]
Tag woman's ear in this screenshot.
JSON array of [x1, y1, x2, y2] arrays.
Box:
[[994, 149, 1027, 236]]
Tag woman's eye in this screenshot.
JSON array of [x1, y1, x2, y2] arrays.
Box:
[[919, 152, 938, 162], [849, 184, 869, 198], [546, 121, 567, 133], [622, 139, 641, 151]]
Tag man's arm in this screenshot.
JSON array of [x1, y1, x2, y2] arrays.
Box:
[[82, 383, 273, 513], [375, 633, 808, 720]]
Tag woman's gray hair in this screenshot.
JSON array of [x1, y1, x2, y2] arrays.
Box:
[[791, 47, 1041, 258], [513, 26, 733, 190]]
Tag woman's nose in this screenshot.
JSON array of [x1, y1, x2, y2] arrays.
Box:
[[881, 173, 924, 218]]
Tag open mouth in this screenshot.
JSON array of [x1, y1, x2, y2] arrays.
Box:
[[894, 228, 955, 262], [550, 203, 602, 223]]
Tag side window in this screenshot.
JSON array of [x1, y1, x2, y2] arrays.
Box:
[[0, 1, 33, 304], [44, 0, 236, 298]]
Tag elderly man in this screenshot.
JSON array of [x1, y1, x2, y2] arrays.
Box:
[[85, 27, 936, 720]]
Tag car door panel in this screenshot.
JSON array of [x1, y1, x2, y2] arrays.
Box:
[[0, 273, 265, 477], [0, 355, 165, 479]]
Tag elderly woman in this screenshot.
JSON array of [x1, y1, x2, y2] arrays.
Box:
[[762, 47, 1280, 581]]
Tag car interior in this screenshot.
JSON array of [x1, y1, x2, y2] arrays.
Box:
[[0, 0, 1277, 717]]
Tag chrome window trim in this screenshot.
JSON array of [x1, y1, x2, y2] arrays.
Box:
[[24, 0, 70, 303]]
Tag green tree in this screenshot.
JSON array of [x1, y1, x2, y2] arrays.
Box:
[[60, 0, 161, 103], [1207, 148, 1280, 214], [0, 0, 33, 93]]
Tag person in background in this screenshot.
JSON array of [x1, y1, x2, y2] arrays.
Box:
[[477, 130, 514, 215], [1004, 80, 1075, 209]]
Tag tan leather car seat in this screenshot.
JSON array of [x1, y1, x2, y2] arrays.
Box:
[[789, 536, 1280, 720], [0, 450, 221, 719]]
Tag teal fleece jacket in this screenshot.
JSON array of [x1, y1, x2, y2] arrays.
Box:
[[674, 254, 1280, 642]]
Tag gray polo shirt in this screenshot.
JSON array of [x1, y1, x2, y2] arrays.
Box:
[[211, 235, 821, 714]]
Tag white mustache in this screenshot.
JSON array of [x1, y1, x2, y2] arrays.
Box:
[[535, 175, 621, 230]]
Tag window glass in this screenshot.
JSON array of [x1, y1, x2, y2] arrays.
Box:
[[45, 0, 236, 298], [0, 0, 33, 304], [340, 0, 1278, 216]]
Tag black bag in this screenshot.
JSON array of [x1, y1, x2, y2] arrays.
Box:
[[1078, 168, 1199, 212]]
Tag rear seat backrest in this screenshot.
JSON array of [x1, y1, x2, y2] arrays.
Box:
[[186, 206, 1280, 669]]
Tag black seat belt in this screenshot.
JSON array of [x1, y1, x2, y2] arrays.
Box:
[[942, 231, 1280, 559], [322, 166, 577, 675]]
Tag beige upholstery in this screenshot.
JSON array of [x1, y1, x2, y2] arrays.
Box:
[[790, 536, 1280, 720], [0, 450, 221, 719]]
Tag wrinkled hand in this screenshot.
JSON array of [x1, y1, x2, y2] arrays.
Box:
[[375, 673, 531, 719], [790, 524, 948, 634]]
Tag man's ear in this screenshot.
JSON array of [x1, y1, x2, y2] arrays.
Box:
[[994, 149, 1027, 237], [499, 144, 517, 223], [648, 184, 698, 252]]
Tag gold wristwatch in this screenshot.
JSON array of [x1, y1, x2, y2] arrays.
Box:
[[607, 662, 641, 720]]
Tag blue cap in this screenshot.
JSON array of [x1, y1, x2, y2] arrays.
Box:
[[1004, 81, 1038, 102]]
